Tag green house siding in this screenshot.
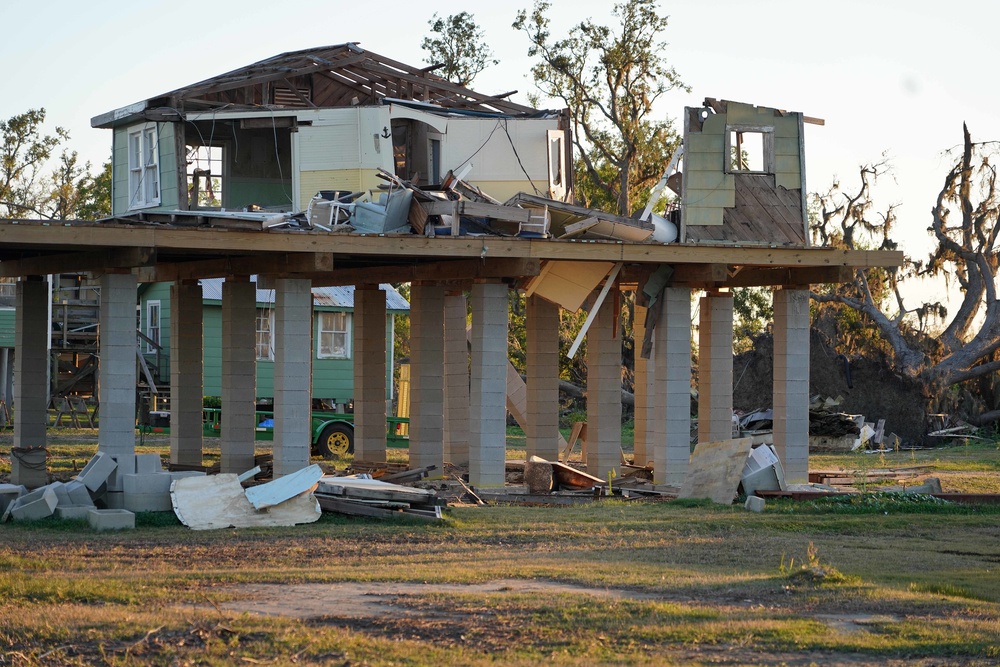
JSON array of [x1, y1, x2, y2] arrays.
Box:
[[112, 122, 179, 215], [0, 309, 15, 347], [140, 289, 397, 402]]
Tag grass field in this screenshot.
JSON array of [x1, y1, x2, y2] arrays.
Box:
[[0, 428, 998, 665]]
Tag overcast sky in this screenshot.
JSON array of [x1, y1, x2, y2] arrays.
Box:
[[3, 0, 997, 300]]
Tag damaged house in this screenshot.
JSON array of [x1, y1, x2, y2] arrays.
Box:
[[0, 42, 903, 501], [90, 43, 572, 216]]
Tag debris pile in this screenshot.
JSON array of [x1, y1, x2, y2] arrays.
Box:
[[111, 168, 659, 243], [314, 476, 443, 520]]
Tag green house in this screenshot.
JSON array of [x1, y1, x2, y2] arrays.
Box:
[[138, 279, 408, 405]]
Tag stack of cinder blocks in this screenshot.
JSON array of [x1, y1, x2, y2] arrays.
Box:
[[2, 450, 204, 530]]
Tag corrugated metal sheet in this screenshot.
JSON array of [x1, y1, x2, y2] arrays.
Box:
[[199, 278, 408, 311]]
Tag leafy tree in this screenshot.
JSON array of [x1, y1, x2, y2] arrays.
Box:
[[811, 125, 1000, 425], [421, 12, 498, 87], [1, 109, 68, 218], [514, 0, 688, 216], [75, 159, 112, 221], [46, 152, 111, 221]]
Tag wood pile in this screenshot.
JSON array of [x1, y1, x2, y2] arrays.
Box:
[[808, 465, 933, 486], [314, 476, 444, 521]]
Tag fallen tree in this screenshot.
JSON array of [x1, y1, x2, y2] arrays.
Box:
[[812, 125, 1000, 426]]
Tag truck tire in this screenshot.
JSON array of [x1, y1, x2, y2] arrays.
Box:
[[318, 422, 354, 458]]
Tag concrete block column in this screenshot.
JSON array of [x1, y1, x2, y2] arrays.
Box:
[[98, 272, 138, 459], [272, 278, 312, 477], [698, 293, 734, 444], [13, 278, 48, 451], [353, 285, 387, 463], [443, 292, 470, 465], [169, 281, 204, 467], [773, 288, 811, 484], [652, 288, 693, 485], [468, 282, 508, 487], [409, 284, 445, 470], [526, 295, 560, 460], [221, 278, 257, 474], [632, 302, 649, 467], [586, 293, 621, 480]]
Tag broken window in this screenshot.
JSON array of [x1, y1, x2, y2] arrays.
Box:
[[146, 301, 160, 353], [317, 312, 351, 359], [256, 310, 273, 361], [187, 145, 224, 208], [128, 123, 159, 209], [725, 126, 774, 174]]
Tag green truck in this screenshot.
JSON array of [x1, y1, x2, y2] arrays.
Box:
[[141, 409, 410, 458]]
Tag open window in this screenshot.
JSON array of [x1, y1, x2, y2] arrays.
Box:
[[725, 125, 774, 174], [187, 145, 224, 208]]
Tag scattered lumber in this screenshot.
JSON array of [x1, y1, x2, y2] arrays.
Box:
[[314, 476, 445, 521]]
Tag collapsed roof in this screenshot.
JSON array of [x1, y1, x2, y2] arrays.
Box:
[[92, 43, 547, 129]]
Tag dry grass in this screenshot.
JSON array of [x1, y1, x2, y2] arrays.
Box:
[[0, 429, 999, 665]]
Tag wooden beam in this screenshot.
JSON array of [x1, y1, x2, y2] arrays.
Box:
[[0, 221, 905, 270], [136, 252, 333, 282], [0, 247, 155, 277], [721, 265, 854, 288], [310, 258, 542, 286]]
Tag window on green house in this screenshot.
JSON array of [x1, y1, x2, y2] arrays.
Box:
[[256, 310, 273, 361], [317, 312, 351, 359], [146, 301, 160, 352], [128, 123, 160, 209]]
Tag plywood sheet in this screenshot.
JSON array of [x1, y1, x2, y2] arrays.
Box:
[[678, 437, 753, 504], [524, 261, 614, 312], [171, 474, 321, 530]]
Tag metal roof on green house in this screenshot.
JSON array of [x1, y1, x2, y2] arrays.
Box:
[[198, 279, 409, 313]]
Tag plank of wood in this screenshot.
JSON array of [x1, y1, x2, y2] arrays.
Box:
[[422, 200, 530, 223], [550, 459, 607, 490]]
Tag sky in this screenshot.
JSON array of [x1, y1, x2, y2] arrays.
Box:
[[2, 0, 998, 302]]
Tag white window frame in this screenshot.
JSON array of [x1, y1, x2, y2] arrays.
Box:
[[256, 309, 274, 361], [146, 300, 161, 352], [128, 123, 160, 209], [316, 311, 352, 359], [724, 124, 775, 175]]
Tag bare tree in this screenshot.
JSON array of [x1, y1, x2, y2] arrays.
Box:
[[812, 125, 1000, 424]]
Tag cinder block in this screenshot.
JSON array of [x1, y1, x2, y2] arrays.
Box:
[[76, 452, 118, 492], [87, 508, 135, 530], [104, 492, 125, 509], [123, 491, 172, 513], [48, 481, 73, 507], [744, 496, 766, 512], [122, 473, 172, 495], [63, 480, 95, 507], [135, 454, 163, 475], [10, 486, 58, 521], [169, 471, 206, 483], [56, 505, 93, 520], [0, 483, 26, 514]]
